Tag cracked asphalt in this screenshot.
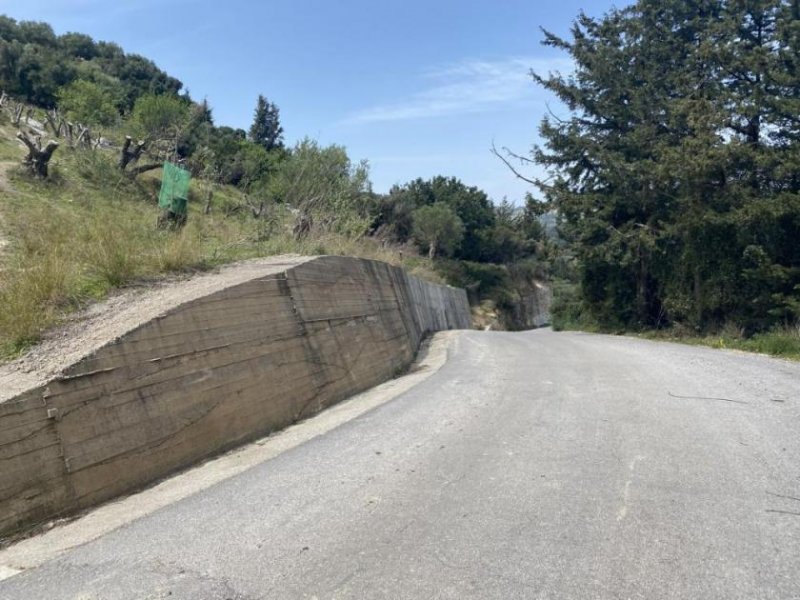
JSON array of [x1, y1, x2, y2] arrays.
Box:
[[1, 329, 799, 599]]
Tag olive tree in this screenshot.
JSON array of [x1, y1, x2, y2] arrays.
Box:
[[412, 203, 464, 259]]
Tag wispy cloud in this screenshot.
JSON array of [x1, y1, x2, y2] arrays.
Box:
[[345, 56, 571, 125]]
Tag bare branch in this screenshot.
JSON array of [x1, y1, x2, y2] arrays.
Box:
[[545, 101, 567, 124], [491, 141, 538, 185]]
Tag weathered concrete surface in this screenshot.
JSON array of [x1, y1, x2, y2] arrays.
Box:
[[0, 256, 470, 538], [511, 281, 552, 329], [1, 329, 798, 599]]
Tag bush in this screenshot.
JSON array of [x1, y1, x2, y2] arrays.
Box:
[[550, 280, 596, 332], [729, 324, 800, 358], [131, 93, 190, 143], [269, 138, 373, 238], [436, 260, 514, 307], [74, 149, 127, 189], [58, 80, 118, 126]]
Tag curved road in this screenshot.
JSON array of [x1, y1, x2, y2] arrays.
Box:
[[2, 330, 799, 599]]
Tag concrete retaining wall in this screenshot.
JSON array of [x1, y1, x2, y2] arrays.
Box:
[[513, 283, 552, 330], [0, 256, 470, 537]]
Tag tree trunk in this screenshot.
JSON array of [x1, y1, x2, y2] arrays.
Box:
[[11, 104, 23, 126], [17, 131, 59, 178], [76, 124, 91, 148], [44, 109, 63, 137], [293, 213, 312, 240], [127, 163, 161, 177], [119, 136, 147, 171], [636, 244, 648, 325], [203, 189, 213, 215], [428, 239, 437, 260], [693, 265, 703, 328]]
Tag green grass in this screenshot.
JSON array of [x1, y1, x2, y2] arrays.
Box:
[[0, 127, 21, 162], [0, 138, 437, 360], [549, 279, 602, 333], [550, 277, 800, 361], [639, 325, 800, 361]]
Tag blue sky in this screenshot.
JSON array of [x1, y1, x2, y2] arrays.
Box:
[[2, 0, 626, 203]]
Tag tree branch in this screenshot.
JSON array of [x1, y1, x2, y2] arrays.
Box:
[[491, 141, 538, 185], [127, 162, 161, 177]]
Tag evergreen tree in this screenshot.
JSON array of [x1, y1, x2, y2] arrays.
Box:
[[533, 0, 800, 331], [248, 94, 284, 152]]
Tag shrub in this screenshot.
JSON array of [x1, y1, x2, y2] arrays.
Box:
[[57, 80, 118, 126]]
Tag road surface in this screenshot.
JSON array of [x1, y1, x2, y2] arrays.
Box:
[[1, 329, 799, 599]]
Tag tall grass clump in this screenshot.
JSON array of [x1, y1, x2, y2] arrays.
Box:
[[148, 224, 207, 273], [726, 324, 800, 359], [0, 252, 74, 356]]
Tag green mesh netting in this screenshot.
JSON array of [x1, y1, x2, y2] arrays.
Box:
[[158, 162, 191, 215]]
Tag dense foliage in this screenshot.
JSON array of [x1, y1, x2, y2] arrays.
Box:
[[374, 176, 547, 265], [411, 203, 464, 259], [0, 17, 182, 110], [534, 0, 800, 333], [369, 177, 555, 325], [57, 80, 118, 126]]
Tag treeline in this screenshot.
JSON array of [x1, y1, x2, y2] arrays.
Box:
[[0, 14, 555, 326], [535, 0, 800, 333], [0, 16, 181, 110], [375, 177, 547, 263]]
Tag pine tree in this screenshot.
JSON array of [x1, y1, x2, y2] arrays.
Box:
[[532, 0, 800, 331], [248, 94, 284, 152]]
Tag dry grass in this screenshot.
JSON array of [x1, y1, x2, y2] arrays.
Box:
[[0, 144, 437, 358]]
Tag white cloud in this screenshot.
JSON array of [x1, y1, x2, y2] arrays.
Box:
[[345, 56, 571, 125]]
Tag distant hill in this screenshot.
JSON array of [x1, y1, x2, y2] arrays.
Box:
[[0, 15, 183, 111]]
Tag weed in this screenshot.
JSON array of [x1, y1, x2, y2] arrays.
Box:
[[0, 251, 74, 355]]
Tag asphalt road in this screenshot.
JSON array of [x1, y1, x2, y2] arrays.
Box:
[[2, 329, 799, 599]]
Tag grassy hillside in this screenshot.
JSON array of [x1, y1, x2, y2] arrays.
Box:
[[0, 115, 436, 360]]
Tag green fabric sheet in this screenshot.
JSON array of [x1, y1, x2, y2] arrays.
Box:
[[158, 162, 190, 215]]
